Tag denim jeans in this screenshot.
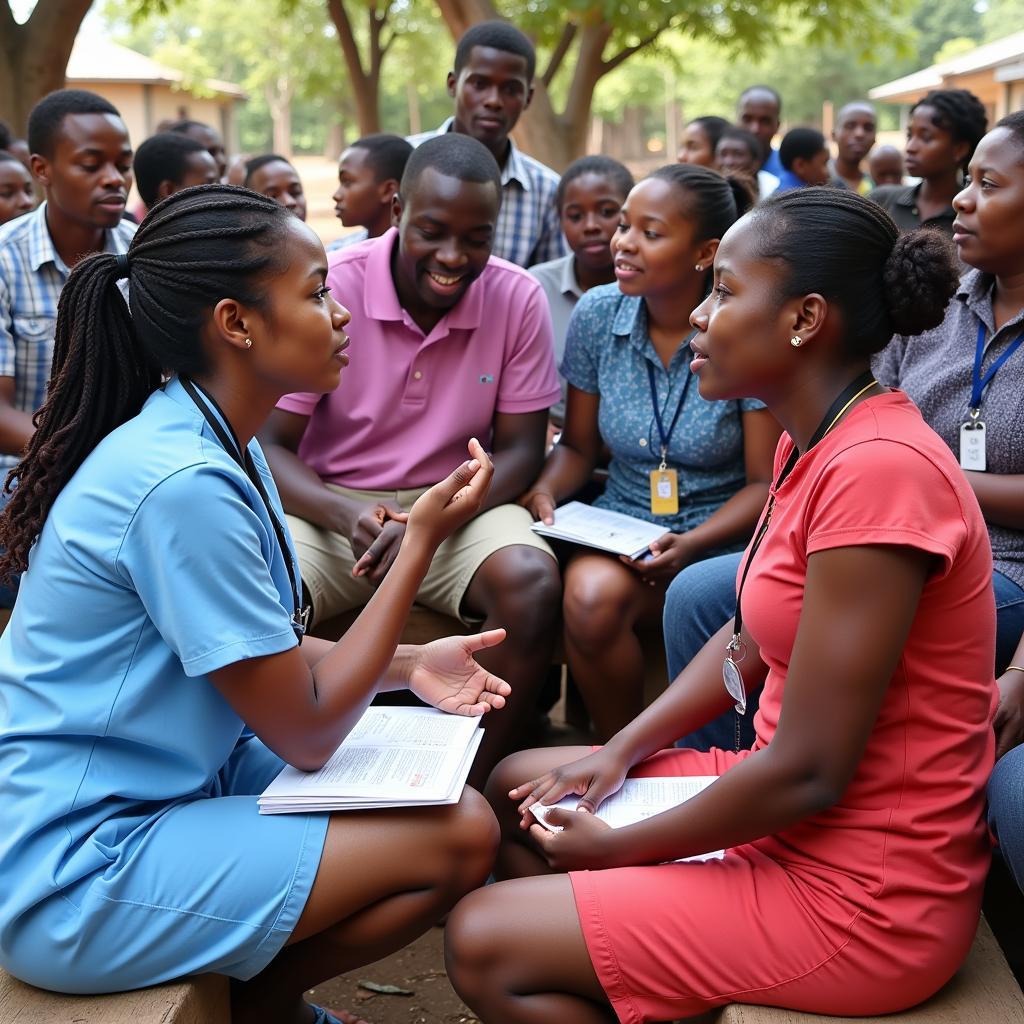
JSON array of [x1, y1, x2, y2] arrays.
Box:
[[663, 552, 761, 751], [994, 570, 1024, 674], [989, 744, 1024, 894]]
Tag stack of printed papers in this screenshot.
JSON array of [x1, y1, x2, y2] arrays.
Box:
[[529, 776, 725, 862], [530, 501, 666, 559], [259, 706, 483, 814]]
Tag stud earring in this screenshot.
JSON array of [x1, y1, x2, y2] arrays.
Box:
[[694, 264, 703, 272], [790, 336, 803, 348], [244, 338, 253, 349]]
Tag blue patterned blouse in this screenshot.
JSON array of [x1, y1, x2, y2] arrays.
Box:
[[560, 283, 764, 535]]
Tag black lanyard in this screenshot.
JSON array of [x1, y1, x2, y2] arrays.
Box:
[[729, 369, 877, 650], [645, 332, 696, 465], [179, 376, 309, 643]]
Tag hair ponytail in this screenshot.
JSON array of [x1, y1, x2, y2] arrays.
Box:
[[0, 183, 292, 580]]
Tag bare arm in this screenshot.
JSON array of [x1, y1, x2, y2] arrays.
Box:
[[963, 471, 1024, 531], [482, 408, 549, 512], [208, 447, 494, 771], [520, 386, 602, 523], [0, 378, 34, 458]]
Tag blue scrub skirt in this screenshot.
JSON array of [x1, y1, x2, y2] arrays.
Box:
[[4, 735, 330, 994]]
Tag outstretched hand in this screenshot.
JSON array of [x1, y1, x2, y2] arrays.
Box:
[[407, 629, 510, 716]]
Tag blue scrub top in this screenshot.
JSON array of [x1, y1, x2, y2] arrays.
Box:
[[0, 377, 300, 937]]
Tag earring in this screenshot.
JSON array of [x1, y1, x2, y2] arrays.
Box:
[[695, 264, 703, 272], [244, 338, 253, 349], [790, 336, 803, 348]]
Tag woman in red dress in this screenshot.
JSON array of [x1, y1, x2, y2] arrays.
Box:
[[445, 189, 997, 1023]]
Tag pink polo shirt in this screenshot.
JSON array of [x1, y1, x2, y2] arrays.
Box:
[[277, 229, 561, 490]]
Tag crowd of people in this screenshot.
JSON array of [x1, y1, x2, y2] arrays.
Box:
[[0, 16, 1021, 1024]]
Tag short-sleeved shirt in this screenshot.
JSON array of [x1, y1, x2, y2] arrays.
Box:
[[0, 202, 136, 469], [867, 182, 956, 235], [528, 253, 584, 422], [277, 228, 561, 490], [874, 268, 1024, 589], [407, 119, 566, 268], [560, 283, 764, 534], [743, 389, 995, 931], [0, 376, 301, 934]]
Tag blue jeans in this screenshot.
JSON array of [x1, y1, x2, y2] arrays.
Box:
[[989, 744, 1024, 894], [663, 552, 761, 751], [994, 570, 1024, 674]]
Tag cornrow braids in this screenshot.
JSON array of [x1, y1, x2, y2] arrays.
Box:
[[0, 184, 293, 582], [912, 89, 988, 174], [751, 188, 958, 357]]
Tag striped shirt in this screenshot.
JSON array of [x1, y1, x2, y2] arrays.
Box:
[[407, 118, 566, 268], [0, 202, 136, 468]]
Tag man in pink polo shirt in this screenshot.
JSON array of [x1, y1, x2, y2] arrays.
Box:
[[262, 135, 562, 781]]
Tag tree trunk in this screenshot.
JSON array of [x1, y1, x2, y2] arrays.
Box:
[[265, 76, 294, 156], [325, 0, 389, 137], [0, 0, 95, 135]]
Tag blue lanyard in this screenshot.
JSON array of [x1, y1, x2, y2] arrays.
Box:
[[971, 320, 1024, 412], [646, 354, 693, 466]]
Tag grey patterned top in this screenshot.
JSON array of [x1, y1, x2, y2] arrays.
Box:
[[874, 269, 1024, 588], [561, 283, 764, 535]]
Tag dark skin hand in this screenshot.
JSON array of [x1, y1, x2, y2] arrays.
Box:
[[510, 543, 932, 870], [262, 407, 547, 585], [995, 633, 1024, 760], [520, 384, 779, 584]]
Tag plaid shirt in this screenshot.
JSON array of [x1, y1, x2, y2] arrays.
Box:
[[408, 118, 566, 268], [0, 203, 136, 468]]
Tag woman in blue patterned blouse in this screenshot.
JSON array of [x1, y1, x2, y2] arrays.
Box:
[[520, 165, 780, 739]]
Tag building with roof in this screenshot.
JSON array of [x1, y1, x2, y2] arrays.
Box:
[[65, 32, 246, 152], [870, 31, 1024, 125]]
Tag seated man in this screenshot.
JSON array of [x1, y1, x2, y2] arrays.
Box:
[[261, 134, 562, 784], [132, 132, 219, 210]]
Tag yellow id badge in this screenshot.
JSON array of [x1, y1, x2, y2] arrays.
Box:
[[649, 468, 679, 515]]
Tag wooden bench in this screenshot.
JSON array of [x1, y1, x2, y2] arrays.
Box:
[[713, 917, 1024, 1024], [0, 970, 228, 1023]]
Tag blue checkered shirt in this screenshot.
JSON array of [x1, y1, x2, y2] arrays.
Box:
[[0, 203, 136, 468], [407, 118, 566, 268]]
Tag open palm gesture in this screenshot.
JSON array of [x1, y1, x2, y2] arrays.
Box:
[[407, 629, 510, 716]]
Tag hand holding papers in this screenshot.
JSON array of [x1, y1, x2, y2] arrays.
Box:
[[259, 707, 483, 814], [529, 776, 725, 863], [529, 501, 667, 560]]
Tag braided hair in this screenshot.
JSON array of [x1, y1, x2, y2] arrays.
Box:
[[911, 89, 988, 175], [0, 184, 294, 579], [751, 188, 960, 357]]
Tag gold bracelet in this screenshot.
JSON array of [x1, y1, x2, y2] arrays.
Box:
[[1008, 666, 1024, 674]]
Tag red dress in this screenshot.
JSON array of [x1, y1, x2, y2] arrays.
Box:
[[570, 391, 997, 1022]]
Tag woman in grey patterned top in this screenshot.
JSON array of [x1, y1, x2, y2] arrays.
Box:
[[874, 113, 1024, 756]]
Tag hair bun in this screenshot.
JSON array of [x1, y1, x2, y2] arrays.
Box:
[[882, 230, 960, 336]]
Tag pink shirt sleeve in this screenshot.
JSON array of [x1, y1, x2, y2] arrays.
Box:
[[804, 439, 970, 576], [494, 276, 562, 415]]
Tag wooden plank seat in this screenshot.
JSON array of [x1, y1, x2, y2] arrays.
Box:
[[713, 917, 1024, 1024], [0, 971, 229, 1024]]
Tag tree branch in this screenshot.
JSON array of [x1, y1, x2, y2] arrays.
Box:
[[326, 0, 367, 82], [541, 21, 576, 89], [600, 20, 675, 77]]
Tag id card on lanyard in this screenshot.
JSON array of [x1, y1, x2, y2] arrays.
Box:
[[645, 344, 694, 517], [961, 321, 1024, 471]]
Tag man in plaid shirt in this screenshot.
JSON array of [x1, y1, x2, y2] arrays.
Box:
[[408, 21, 566, 269]]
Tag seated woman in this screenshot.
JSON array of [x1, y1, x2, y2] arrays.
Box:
[[520, 165, 778, 741], [669, 109, 1024, 754], [446, 189, 997, 1023], [0, 186, 505, 1024], [529, 155, 634, 433], [868, 88, 986, 235]]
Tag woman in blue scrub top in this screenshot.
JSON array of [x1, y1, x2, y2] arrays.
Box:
[[0, 185, 506, 1024]]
